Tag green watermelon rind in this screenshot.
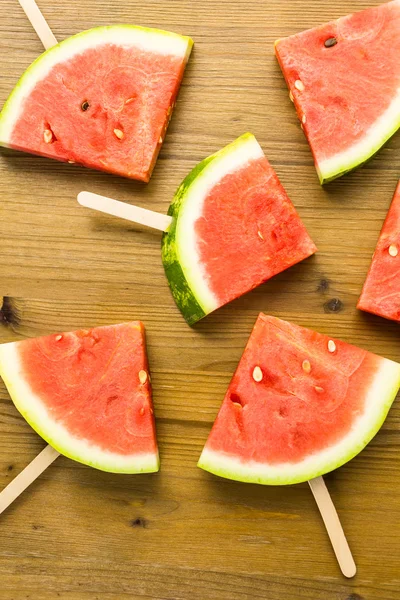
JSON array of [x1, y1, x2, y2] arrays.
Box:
[[0, 340, 160, 474], [161, 154, 214, 326], [316, 97, 400, 184], [0, 24, 193, 145], [161, 133, 264, 325], [198, 358, 400, 485]]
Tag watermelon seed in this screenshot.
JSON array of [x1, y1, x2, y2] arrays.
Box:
[[55, 335, 62, 341], [43, 129, 54, 144], [289, 91, 294, 103], [252, 366, 263, 382], [139, 370, 148, 384], [315, 386, 324, 393], [230, 392, 243, 407], [388, 244, 398, 257], [302, 359, 311, 373], [68, 159, 75, 164], [302, 115, 306, 124], [81, 101, 89, 111], [140, 407, 145, 416], [294, 80, 305, 92], [328, 340, 336, 353], [114, 128, 124, 140], [159, 136, 163, 144], [257, 230, 264, 240], [324, 37, 338, 48]]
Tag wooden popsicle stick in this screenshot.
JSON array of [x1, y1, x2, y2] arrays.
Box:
[[308, 476, 356, 578], [78, 191, 173, 233], [0, 444, 59, 515], [18, 0, 58, 50]]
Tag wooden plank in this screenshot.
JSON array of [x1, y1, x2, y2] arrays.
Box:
[[1, 0, 400, 598]]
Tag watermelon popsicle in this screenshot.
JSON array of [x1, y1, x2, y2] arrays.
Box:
[[275, 0, 400, 184], [0, 322, 159, 514], [198, 314, 400, 575], [0, 1, 193, 182], [358, 181, 400, 322], [78, 133, 317, 325]]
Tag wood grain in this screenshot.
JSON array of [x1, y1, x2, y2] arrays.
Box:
[[0, 0, 400, 598]]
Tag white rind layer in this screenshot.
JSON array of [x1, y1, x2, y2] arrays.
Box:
[[198, 357, 400, 485], [0, 342, 160, 474], [317, 86, 400, 183], [0, 25, 193, 144], [176, 133, 265, 313]]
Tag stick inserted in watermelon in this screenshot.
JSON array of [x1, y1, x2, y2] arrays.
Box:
[[198, 314, 400, 575], [275, 1, 400, 184], [0, 322, 159, 481], [78, 134, 317, 325], [0, 1, 193, 182], [358, 181, 400, 322]]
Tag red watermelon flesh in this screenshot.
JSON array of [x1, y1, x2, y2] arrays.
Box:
[[0, 26, 193, 182], [198, 314, 400, 484], [275, 1, 400, 183], [0, 322, 159, 473], [195, 155, 317, 307], [358, 181, 400, 322]]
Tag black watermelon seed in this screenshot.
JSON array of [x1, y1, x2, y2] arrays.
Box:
[[324, 37, 338, 48], [81, 101, 90, 111]]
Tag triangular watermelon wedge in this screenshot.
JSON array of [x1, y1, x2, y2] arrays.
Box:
[[0, 26, 193, 182], [0, 322, 159, 473], [358, 180, 400, 322], [198, 314, 400, 485], [275, 1, 400, 184], [162, 133, 317, 325]]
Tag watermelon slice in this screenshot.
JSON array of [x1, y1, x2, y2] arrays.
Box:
[[161, 133, 317, 325], [275, 1, 400, 184], [0, 322, 159, 473], [0, 25, 193, 182], [358, 181, 400, 322], [198, 314, 400, 485]]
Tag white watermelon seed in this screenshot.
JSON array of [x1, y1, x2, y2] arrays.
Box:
[[294, 80, 305, 91], [328, 340, 336, 353], [289, 91, 294, 102], [315, 386, 324, 393], [55, 335, 62, 341], [140, 407, 145, 416], [139, 370, 148, 384], [68, 159, 75, 164], [302, 359, 311, 373], [159, 136, 163, 144], [114, 128, 124, 140], [302, 115, 306, 124], [257, 230, 264, 240], [252, 366, 263, 382], [43, 129, 53, 144], [388, 244, 398, 257]]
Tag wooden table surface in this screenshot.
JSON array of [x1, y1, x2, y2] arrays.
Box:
[[0, 0, 399, 598]]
